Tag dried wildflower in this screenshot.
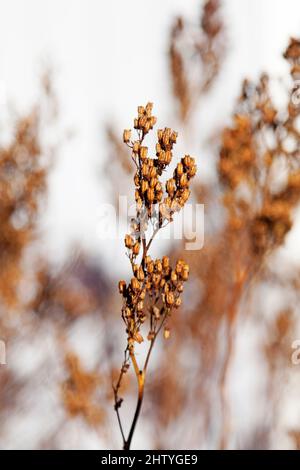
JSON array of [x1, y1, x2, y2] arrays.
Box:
[[218, 39, 300, 254], [113, 103, 197, 450], [169, 0, 226, 121]]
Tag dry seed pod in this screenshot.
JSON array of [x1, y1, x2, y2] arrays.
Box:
[[140, 146, 148, 159], [175, 297, 182, 308], [133, 242, 140, 255], [176, 162, 184, 176], [162, 256, 169, 269], [131, 277, 140, 291], [166, 292, 175, 306], [137, 266, 145, 281], [125, 234, 134, 249], [133, 141, 140, 153], [147, 188, 155, 203], [123, 129, 131, 143], [119, 280, 126, 294]]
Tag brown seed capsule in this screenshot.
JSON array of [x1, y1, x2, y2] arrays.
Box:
[[141, 180, 148, 193], [175, 297, 182, 308], [134, 332, 144, 343], [133, 242, 140, 255], [147, 261, 154, 273], [188, 165, 197, 178], [137, 266, 145, 281], [157, 129, 163, 140], [171, 270, 177, 283], [123, 129, 131, 143], [133, 141, 140, 153], [152, 273, 161, 286], [135, 189, 140, 202], [183, 155, 192, 168], [145, 101, 153, 112], [179, 173, 188, 188], [149, 167, 157, 178], [166, 178, 175, 196], [138, 105, 145, 116], [162, 256, 169, 269], [140, 146, 148, 159], [131, 277, 140, 291], [181, 188, 190, 203], [137, 301, 144, 311], [176, 162, 184, 177], [150, 177, 158, 188], [171, 131, 178, 143], [147, 188, 155, 203], [182, 264, 189, 281], [139, 289, 146, 300], [124, 307, 131, 318], [166, 292, 175, 306], [134, 118, 139, 129], [165, 151, 172, 164], [125, 234, 134, 249], [134, 172, 140, 187], [155, 259, 163, 272], [142, 163, 149, 178], [156, 191, 163, 202], [177, 282, 184, 293], [118, 280, 126, 294]]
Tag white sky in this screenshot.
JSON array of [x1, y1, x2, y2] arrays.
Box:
[[0, 0, 300, 268]]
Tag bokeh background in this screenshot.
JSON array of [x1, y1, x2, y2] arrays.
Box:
[[1, 0, 300, 450]]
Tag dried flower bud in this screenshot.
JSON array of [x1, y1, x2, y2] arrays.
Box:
[[176, 162, 184, 177], [137, 266, 145, 281], [179, 173, 188, 188], [177, 282, 184, 293], [125, 234, 134, 249], [147, 188, 155, 203], [123, 129, 131, 143], [149, 167, 157, 178], [133, 141, 140, 153], [133, 332, 144, 343], [155, 259, 162, 272], [131, 277, 140, 291], [182, 264, 189, 281], [141, 180, 148, 193], [119, 280, 126, 294], [171, 131, 178, 143], [175, 297, 182, 308], [124, 307, 132, 318], [166, 178, 175, 196], [133, 242, 140, 255], [166, 292, 175, 306], [147, 260, 154, 274], [140, 146, 148, 159], [162, 256, 169, 269]]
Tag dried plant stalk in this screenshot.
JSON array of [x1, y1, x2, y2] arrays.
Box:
[[113, 103, 197, 450]]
